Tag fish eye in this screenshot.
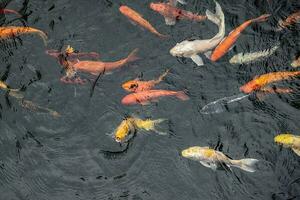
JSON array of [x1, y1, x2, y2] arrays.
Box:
[[129, 84, 138, 89]]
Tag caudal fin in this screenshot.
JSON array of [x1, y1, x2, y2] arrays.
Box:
[[206, 1, 224, 26], [252, 14, 271, 23], [37, 30, 48, 46], [231, 158, 259, 172], [175, 91, 189, 101], [152, 118, 168, 135], [126, 48, 140, 63]]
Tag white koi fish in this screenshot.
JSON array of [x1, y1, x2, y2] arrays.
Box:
[[182, 146, 259, 172], [229, 44, 279, 64], [169, 1, 225, 66]]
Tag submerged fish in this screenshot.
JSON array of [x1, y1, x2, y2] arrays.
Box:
[[113, 116, 166, 143], [240, 71, 300, 93], [211, 14, 271, 62], [0, 81, 23, 99], [71, 48, 139, 75], [274, 133, 300, 156], [291, 56, 300, 68], [21, 100, 60, 118], [229, 44, 279, 64], [0, 9, 22, 17], [181, 146, 259, 172], [121, 89, 189, 105], [150, 0, 206, 26], [122, 69, 170, 92], [277, 10, 300, 31], [169, 1, 225, 66], [119, 5, 167, 38], [0, 26, 47, 45]]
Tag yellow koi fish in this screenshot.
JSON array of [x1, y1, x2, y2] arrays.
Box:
[[274, 133, 300, 156], [182, 146, 259, 172], [113, 116, 166, 143]]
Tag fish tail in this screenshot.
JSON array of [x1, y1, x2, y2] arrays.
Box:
[[36, 30, 48, 46], [175, 91, 189, 101], [252, 14, 271, 23], [230, 158, 259, 172], [151, 118, 168, 135], [206, 1, 224, 26], [157, 69, 170, 82], [126, 48, 140, 63], [156, 32, 169, 39]]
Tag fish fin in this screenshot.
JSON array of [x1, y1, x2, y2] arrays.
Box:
[[176, 0, 187, 5], [252, 14, 271, 23], [153, 128, 168, 136], [37, 31, 48, 46], [190, 54, 204, 66], [231, 159, 259, 172], [204, 51, 212, 59], [292, 148, 300, 156], [205, 1, 223, 25], [164, 16, 176, 26], [140, 100, 151, 105], [175, 91, 189, 101], [200, 161, 212, 168], [157, 69, 170, 82], [126, 48, 140, 63], [255, 91, 267, 101]]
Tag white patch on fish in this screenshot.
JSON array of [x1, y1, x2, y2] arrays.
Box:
[[229, 44, 280, 64]]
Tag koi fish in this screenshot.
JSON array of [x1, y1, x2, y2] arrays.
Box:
[[0, 26, 47, 45], [291, 56, 300, 68], [240, 71, 300, 93], [113, 116, 166, 143], [122, 69, 170, 92], [121, 89, 189, 105], [62, 48, 139, 82], [274, 133, 300, 156], [277, 10, 300, 31], [210, 14, 271, 62], [0, 81, 23, 99], [0, 9, 22, 17], [21, 100, 60, 118], [229, 44, 279, 64], [169, 1, 225, 66], [181, 146, 259, 172], [119, 5, 167, 38], [150, 1, 206, 26]]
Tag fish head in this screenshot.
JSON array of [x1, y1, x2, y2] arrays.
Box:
[[274, 133, 294, 147], [181, 146, 203, 159], [122, 80, 139, 92], [121, 94, 138, 105], [149, 3, 164, 13], [170, 41, 194, 57], [114, 119, 134, 143], [240, 80, 260, 93]]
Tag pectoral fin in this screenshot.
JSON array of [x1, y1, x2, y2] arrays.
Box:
[[164, 16, 176, 26], [292, 148, 300, 156], [200, 161, 211, 168], [204, 51, 212, 59], [190, 54, 204, 66]]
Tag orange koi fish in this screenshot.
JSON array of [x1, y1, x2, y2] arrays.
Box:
[[119, 5, 167, 38], [210, 14, 270, 62], [277, 10, 300, 31], [240, 71, 300, 93], [0, 9, 22, 17], [70, 48, 139, 76], [150, 2, 206, 25], [122, 69, 170, 92], [0, 26, 47, 45], [121, 89, 189, 105]]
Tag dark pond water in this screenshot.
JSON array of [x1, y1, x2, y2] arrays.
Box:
[[0, 0, 300, 199]]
